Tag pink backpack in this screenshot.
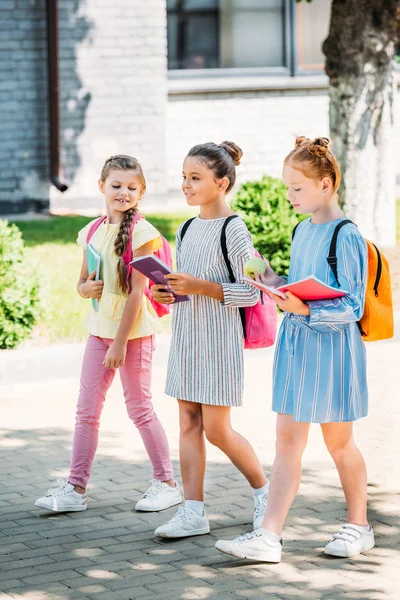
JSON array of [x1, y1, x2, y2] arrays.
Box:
[[86, 213, 172, 317], [180, 215, 277, 349]]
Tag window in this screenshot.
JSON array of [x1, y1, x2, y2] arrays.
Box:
[[296, 0, 331, 71], [167, 0, 333, 76], [167, 0, 288, 71]]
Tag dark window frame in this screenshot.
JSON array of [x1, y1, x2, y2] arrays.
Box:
[[167, 0, 297, 76], [167, 1, 220, 70]]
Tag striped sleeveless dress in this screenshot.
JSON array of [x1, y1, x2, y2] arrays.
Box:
[[165, 216, 259, 407]]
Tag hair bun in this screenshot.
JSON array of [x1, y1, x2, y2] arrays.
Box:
[[295, 136, 310, 148], [309, 137, 330, 157], [219, 141, 243, 166]]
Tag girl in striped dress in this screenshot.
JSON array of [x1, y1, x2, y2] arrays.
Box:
[[216, 137, 374, 562], [150, 142, 270, 538]]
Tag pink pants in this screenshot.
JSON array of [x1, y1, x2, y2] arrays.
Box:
[[69, 335, 174, 488]]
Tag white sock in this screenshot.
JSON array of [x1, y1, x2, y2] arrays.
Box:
[[252, 481, 269, 497], [260, 528, 281, 542], [185, 500, 204, 516]]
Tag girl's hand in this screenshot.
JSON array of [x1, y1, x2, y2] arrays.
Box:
[[255, 260, 285, 288], [266, 290, 310, 316], [103, 340, 127, 369], [151, 284, 175, 305], [165, 273, 202, 295], [80, 271, 104, 299]]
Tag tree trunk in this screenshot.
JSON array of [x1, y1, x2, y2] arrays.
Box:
[[323, 0, 400, 247]]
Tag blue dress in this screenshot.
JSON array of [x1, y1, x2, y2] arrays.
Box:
[[272, 218, 368, 423]]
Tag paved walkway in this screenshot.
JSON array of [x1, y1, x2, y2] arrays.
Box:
[[1, 323, 399, 600]]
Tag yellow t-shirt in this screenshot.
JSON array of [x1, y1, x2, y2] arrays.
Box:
[[77, 217, 163, 340]]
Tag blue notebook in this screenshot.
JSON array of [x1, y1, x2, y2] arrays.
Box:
[[86, 243, 101, 311]]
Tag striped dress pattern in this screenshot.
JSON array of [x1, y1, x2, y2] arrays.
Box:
[[272, 217, 368, 423], [165, 216, 259, 407]]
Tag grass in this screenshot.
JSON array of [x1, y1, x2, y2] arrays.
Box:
[[9, 214, 189, 345], [5, 199, 400, 345]]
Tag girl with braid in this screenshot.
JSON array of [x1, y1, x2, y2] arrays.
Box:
[[35, 155, 181, 513]]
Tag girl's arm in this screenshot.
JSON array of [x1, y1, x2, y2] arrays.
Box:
[[219, 221, 260, 308], [77, 251, 104, 299], [104, 240, 154, 369], [295, 231, 368, 334]]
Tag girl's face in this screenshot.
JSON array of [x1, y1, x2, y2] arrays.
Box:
[[99, 169, 144, 218], [182, 156, 228, 206], [282, 164, 333, 214]]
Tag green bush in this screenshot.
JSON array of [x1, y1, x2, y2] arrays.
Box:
[[231, 175, 307, 276], [0, 220, 42, 349]]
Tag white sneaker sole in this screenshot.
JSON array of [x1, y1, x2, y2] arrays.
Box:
[[34, 500, 87, 512], [215, 542, 281, 563], [135, 496, 182, 512], [155, 525, 210, 538], [324, 538, 375, 558]]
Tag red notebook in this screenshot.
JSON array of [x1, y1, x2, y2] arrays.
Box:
[[244, 275, 348, 302]]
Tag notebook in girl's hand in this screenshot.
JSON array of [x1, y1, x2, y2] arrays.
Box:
[[130, 255, 190, 302], [244, 275, 349, 302], [86, 243, 101, 311]]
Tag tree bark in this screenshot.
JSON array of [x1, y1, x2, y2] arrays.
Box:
[[323, 0, 400, 246]]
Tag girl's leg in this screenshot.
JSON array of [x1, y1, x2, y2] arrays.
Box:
[[69, 336, 116, 490], [321, 421, 368, 526], [262, 414, 310, 536], [202, 405, 267, 489], [119, 336, 174, 484], [178, 400, 205, 501]]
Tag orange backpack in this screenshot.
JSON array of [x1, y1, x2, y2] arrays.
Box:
[[293, 219, 394, 342]]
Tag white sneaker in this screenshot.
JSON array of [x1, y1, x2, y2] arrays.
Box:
[[35, 479, 87, 512], [135, 479, 182, 512], [154, 506, 210, 538], [215, 529, 282, 563], [253, 488, 269, 529], [324, 523, 375, 558]]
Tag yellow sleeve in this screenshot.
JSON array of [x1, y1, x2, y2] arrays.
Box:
[[76, 222, 94, 249], [132, 218, 162, 253]]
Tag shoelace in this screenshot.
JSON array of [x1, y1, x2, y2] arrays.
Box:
[[253, 494, 267, 519], [237, 529, 263, 543], [332, 524, 363, 543], [167, 506, 188, 524], [142, 480, 166, 499], [44, 478, 69, 497]]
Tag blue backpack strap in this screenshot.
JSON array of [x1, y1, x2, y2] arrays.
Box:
[[180, 217, 196, 242], [327, 219, 354, 286], [220, 215, 247, 338]]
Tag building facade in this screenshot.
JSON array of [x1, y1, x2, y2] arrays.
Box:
[[0, 0, 399, 215]]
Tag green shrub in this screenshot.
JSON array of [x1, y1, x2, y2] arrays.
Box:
[[231, 175, 307, 276], [0, 220, 42, 349]]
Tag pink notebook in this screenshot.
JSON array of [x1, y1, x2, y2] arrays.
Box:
[[244, 275, 348, 302], [130, 255, 190, 303]]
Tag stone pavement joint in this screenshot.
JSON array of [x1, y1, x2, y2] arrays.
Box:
[[1, 332, 400, 599]]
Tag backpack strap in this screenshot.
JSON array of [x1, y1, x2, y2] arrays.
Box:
[[180, 217, 196, 242], [86, 216, 107, 243], [327, 219, 354, 287], [121, 212, 144, 266], [220, 215, 247, 338], [291, 222, 300, 240]]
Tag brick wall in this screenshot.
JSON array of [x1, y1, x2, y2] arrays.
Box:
[[0, 0, 167, 214], [0, 0, 48, 213]]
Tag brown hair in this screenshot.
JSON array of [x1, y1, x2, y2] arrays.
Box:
[[186, 141, 243, 192], [284, 136, 341, 192], [100, 155, 146, 293]]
